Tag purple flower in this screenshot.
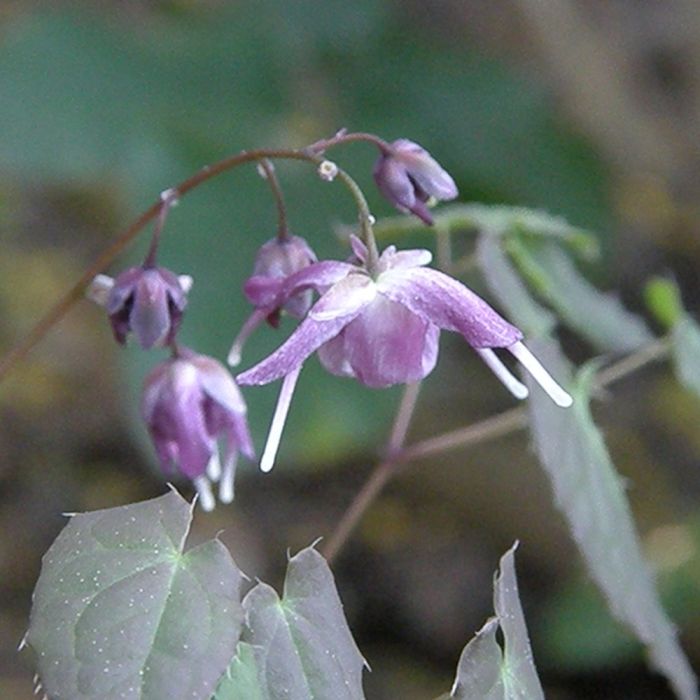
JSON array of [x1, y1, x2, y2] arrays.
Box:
[[88, 266, 191, 349], [228, 234, 317, 365], [237, 238, 572, 472], [374, 139, 458, 225], [142, 349, 255, 511]]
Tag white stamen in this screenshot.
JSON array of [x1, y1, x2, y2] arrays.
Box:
[[206, 449, 222, 482], [193, 476, 216, 511], [219, 453, 238, 504], [228, 309, 266, 366], [476, 348, 529, 400], [318, 160, 338, 182], [86, 274, 114, 307], [178, 275, 193, 293], [260, 365, 302, 473], [509, 341, 573, 408], [18, 634, 28, 652]]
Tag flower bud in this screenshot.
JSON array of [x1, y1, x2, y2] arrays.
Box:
[[89, 266, 191, 349], [244, 235, 317, 321], [373, 139, 458, 225], [143, 349, 255, 510]]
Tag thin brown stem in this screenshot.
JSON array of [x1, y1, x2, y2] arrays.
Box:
[[257, 159, 290, 241], [0, 135, 381, 382], [322, 382, 422, 564], [323, 334, 673, 563], [307, 130, 392, 155]]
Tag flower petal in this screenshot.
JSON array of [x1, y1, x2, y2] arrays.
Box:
[[309, 274, 376, 321], [192, 354, 247, 415], [393, 139, 458, 201], [378, 267, 522, 348], [237, 279, 375, 386], [340, 296, 439, 387], [131, 271, 172, 348], [278, 259, 355, 301], [378, 246, 432, 273]]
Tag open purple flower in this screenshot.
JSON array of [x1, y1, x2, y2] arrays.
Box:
[[228, 234, 317, 366], [237, 238, 572, 473], [88, 266, 191, 349], [374, 139, 458, 225], [143, 349, 255, 511]]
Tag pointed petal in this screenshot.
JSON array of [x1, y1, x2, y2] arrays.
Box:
[[379, 246, 432, 273], [131, 272, 171, 348], [393, 138, 458, 200], [373, 156, 416, 212], [280, 260, 356, 299], [192, 354, 247, 414], [105, 267, 142, 315], [350, 235, 368, 263], [142, 362, 171, 423], [378, 267, 522, 348], [236, 304, 363, 388]]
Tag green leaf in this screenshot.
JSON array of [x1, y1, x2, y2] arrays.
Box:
[[373, 204, 599, 259], [645, 278, 684, 330], [27, 491, 244, 700], [214, 546, 366, 700], [450, 545, 544, 700], [671, 315, 700, 399], [506, 237, 652, 353], [476, 233, 556, 338], [525, 339, 698, 700]]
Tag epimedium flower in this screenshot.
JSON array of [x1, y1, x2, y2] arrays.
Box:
[[237, 237, 572, 473], [142, 348, 255, 511], [228, 234, 317, 365], [88, 266, 192, 349], [373, 139, 458, 225]]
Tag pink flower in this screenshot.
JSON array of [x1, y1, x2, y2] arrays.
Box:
[[237, 238, 571, 472], [228, 234, 317, 366], [88, 266, 191, 349], [374, 139, 458, 224], [143, 349, 255, 510]]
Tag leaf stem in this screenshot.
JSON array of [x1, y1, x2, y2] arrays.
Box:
[[323, 336, 673, 563], [322, 382, 421, 564]]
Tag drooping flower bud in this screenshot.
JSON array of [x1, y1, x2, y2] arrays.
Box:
[[228, 235, 317, 365], [88, 266, 191, 349], [373, 139, 458, 225], [244, 235, 317, 320], [142, 349, 255, 511]]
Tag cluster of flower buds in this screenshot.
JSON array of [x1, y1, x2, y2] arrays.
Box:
[[88, 133, 572, 509]]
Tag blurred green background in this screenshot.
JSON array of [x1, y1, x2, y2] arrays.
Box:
[[2, 1, 700, 698]]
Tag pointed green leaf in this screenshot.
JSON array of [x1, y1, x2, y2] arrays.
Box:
[[671, 315, 700, 399], [645, 278, 684, 331], [476, 233, 556, 338], [451, 545, 544, 700], [525, 339, 698, 700], [214, 546, 366, 700], [27, 491, 244, 700], [506, 237, 652, 353]]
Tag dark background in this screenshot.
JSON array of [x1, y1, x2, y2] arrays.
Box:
[[2, 2, 700, 698]]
